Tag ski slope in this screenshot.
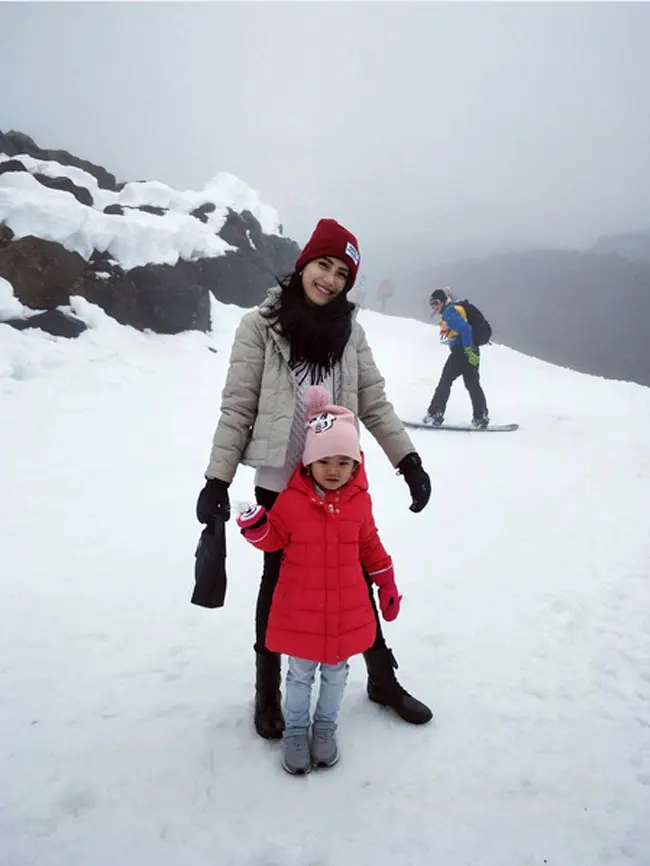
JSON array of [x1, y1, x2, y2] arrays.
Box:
[[1, 299, 650, 866]]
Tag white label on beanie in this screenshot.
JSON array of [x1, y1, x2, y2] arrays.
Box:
[[345, 241, 360, 266], [308, 411, 336, 433]]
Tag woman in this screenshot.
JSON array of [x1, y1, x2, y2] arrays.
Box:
[[196, 218, 433, 739]]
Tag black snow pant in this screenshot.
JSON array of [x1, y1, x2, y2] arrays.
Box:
[[252, 486, 387, 656], [428, 346, 488, 418]]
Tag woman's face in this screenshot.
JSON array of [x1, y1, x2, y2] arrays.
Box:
[[301, 256, 350, 306]]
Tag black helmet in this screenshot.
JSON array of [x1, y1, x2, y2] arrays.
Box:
[[429, 288, 448, 306]]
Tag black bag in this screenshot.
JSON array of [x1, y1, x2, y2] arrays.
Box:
[[458, 299, 492, 346], [191, 518, 227, 609]]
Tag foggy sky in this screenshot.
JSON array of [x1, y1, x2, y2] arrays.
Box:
[[2, 1, 650, 260]]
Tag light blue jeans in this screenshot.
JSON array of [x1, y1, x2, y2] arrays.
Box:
[[284, 656, 350, 730]]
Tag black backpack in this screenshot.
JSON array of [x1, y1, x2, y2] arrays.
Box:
[[457, 299, 492, 346]]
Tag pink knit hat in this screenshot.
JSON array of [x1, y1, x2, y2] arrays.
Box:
[[302, 385, 361, 466]]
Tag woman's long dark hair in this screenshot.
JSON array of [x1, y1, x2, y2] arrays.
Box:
[[261, 271, 355, 385]]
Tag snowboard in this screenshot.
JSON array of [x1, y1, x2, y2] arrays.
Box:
[[402, 420, 519, 432]]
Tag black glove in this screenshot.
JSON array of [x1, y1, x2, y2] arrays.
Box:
[[196, 477, 231, 524], [397, 452, 431, 514]]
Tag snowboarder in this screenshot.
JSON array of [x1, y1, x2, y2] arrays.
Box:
[[196, 217, 432, 741], [423, 288, 490, 428], [236, 385, 402, 774]]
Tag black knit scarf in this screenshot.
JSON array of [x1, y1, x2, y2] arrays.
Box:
[[262, 274, 354, 386]]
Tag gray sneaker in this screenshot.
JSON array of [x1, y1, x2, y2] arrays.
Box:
[[282, 727, 311, 775], [310, 721, 339, 768]]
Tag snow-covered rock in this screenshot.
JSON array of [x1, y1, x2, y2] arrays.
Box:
[[0, 131, 299, 336]]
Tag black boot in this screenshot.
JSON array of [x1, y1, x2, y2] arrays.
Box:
[[254, 651, 284, 740], [364, 647, 433, 725]]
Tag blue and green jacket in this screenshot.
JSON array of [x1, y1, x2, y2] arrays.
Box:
[[439, 300, 474, 349]]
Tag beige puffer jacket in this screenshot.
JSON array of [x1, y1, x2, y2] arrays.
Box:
[[205, 289, 415, 483]]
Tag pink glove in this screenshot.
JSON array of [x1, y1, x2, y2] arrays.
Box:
[[236, 504, 268, 542], [369, 563, 402, 622], [379, 583, 402, 621]]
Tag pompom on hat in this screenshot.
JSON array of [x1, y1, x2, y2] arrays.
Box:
[[302, 385, 361, 466], [295, 219, 361, 289]]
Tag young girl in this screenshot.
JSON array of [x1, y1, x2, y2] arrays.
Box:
[[236, 386, 401, 775], [197, 217, 432, 739]]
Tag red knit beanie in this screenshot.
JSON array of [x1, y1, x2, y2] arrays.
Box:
[[295, 219, 361, 288]]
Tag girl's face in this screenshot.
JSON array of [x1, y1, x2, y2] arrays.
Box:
[[301, 256, 350, 306], [309, 455, 356, 490]]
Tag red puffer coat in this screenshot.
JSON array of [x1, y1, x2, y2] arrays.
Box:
[[241, 461, 394, 665]]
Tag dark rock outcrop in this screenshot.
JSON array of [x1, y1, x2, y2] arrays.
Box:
[[203, 207, 300, 304], [3, 309, 87, 338], [199, 251, 275, 308], [191, 203, 216, 223], [75, 262, 210, 334], [0, 129, 117, 190], [0, 236, 87, 309], [33, 173, 94, 207], [0, 159, 28, 177], [102, 204, 167, 217], [220, 208, 261, 251], [137, 204, 167, 216]]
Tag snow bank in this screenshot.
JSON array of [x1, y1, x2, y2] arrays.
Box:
[[0, 152, 282, 271]]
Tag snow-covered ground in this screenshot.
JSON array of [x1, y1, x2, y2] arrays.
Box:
[[1, 297, 649, 866]]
